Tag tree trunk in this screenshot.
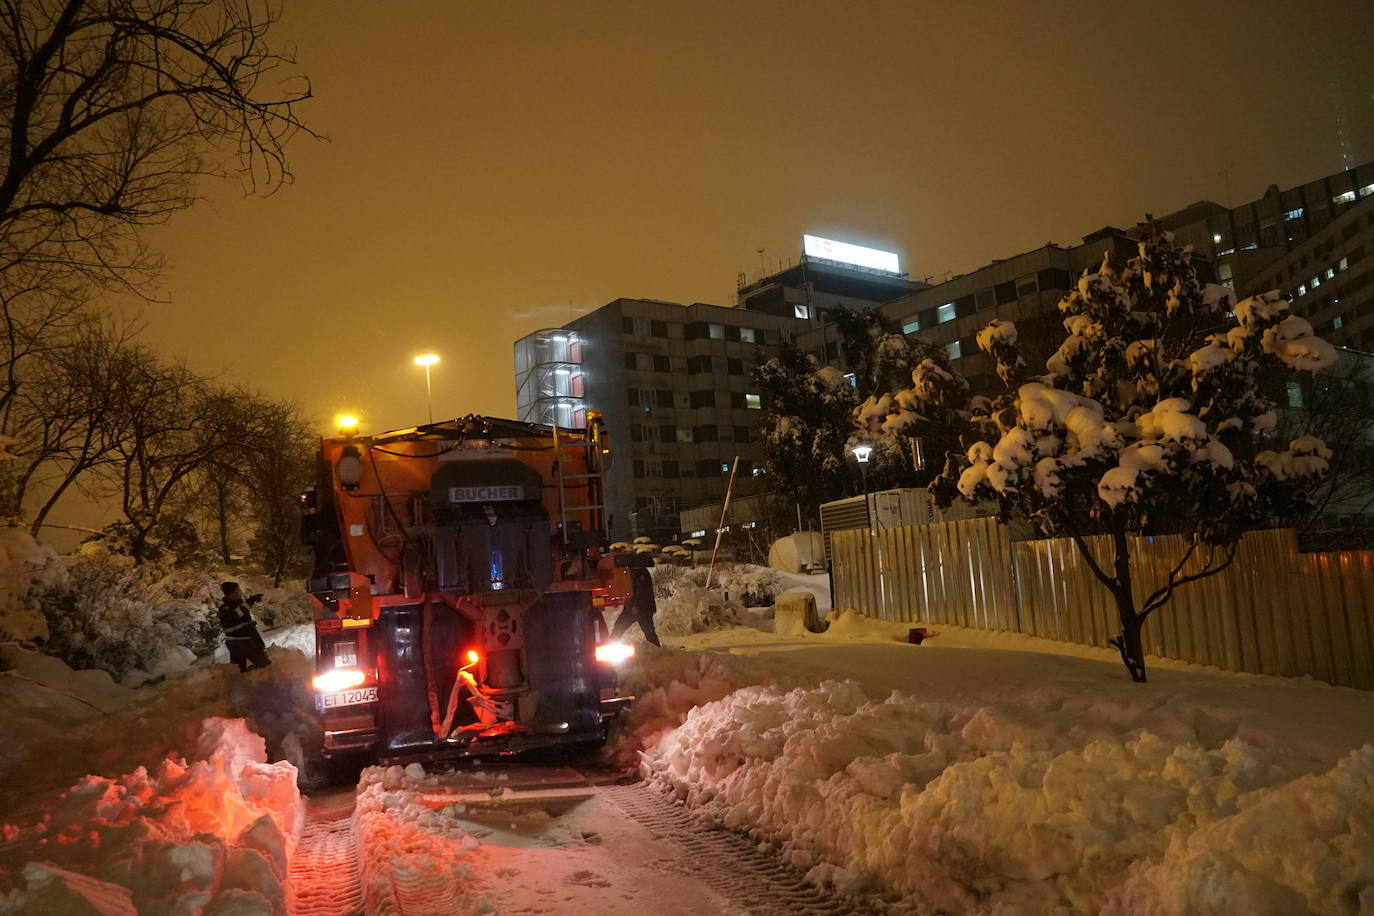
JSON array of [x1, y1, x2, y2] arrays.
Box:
[[216, 484, 231, 566], [1110, 589, 1148, 683], [1107, 525, 1148, 682], [130, 529, 150, 565]]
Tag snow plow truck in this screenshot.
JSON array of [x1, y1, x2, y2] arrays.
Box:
[[299, 414, 639, 765]]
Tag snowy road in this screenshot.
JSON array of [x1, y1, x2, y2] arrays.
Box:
[[287, 764, 868, 916]]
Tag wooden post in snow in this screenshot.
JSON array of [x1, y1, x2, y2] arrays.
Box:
[[706, 455, 740, 590]]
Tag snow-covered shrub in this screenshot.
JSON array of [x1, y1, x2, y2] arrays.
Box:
[[0, 526, 67, 643], [643, 562, 785, 636], [28, 547, 224, 679], [651, 562, 783, 607], [655, 586, 745, 636]]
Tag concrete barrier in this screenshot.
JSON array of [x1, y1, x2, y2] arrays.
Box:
[[774, 592, 825, 636]]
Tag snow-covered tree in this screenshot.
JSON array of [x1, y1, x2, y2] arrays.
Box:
[[754, 338, 859, 514], [852, 335, 972, 487], [933, 219, 1337, 682]]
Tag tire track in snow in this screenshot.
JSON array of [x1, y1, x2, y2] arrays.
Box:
[[598, 781, 873, 915], [288, 789, 363, 916]]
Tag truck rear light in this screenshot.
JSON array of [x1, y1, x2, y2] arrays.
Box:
[[595, 642, 635, 664], [313, 668, 367, 692]]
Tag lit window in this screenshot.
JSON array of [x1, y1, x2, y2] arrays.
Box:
[[1361, 184, 1374, 198], [709, 323, 724, 339], [1326, 268, 1335, 279], [677, 427, 692, 442], [740, 327, 756, 343], [1340, 257, 1349, 270], [745, 393, 761, 409], [720, 463, 731, 474], [1298, 284, 1308, 296], [842, 372, 857, 387], [1284, 208, 1304, 220], [901, 316, 920, 335], [793, 305, 810, 319], [1286, 381, 1303, 408], [1334, 190, 1356, 205], [936, 303, 957, 323], [1242, 242, 1258, 250], [1312, 276, 1320, 288], [751, 467, 765, 478], [1213, 233, 1223, 244], [1334, 316, 1345, 329], [945, 340, 962, 360], [1218, 248, 1235, 256]]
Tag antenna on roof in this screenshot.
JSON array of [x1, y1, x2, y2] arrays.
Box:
[[757, 248, 766, 279]]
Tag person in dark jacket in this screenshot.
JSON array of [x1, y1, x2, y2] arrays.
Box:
[[611, 561, 661, 647], [218, 581, 271, 672]]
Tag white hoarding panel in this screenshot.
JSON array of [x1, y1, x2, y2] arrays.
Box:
[[803, 235, 900, 273]]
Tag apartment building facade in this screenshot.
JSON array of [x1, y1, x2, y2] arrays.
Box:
[[514, 298, 809, 541]]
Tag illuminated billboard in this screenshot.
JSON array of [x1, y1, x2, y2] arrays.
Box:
[[803, 234, 900, 274]]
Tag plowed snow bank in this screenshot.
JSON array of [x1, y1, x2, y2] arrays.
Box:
[[0, 718, 302, 914], [638, 678, 1374, 914]]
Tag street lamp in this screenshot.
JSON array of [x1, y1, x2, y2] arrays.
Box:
[[851, 443, 873, 528], [850, 442, 888, 618], [413, 353, 440, 423]]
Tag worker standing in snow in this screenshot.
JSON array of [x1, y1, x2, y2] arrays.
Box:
[[218, 582, 271, 672], [611, 556, 661, 647]]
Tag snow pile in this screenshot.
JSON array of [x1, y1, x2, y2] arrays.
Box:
[[610, 650, 756, 765], [0, 717, 302, 915], [213, 622, 316, 665], [638, 679, 1374, 913], [1, 640, 322, 816], [353, 766, 486, 914]]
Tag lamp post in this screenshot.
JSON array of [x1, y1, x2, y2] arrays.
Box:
[[850, 442, 888, 618], [413, 353, 440, 423], [851, 443, 873, 530]]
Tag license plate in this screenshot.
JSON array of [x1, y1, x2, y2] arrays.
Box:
[[320, 686, 377, 709]]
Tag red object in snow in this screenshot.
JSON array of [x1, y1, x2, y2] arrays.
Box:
[[908, 627, 930, 645]]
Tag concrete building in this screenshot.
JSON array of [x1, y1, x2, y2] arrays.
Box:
[[512, 236, 916, 542], [798, 228, 1145, 391], [735, 253, 921, 325], [514, 298, 809, 541], [818, 162, 1374, 390], [1233, 191, 1374, 351], [1158, 160, 1374, 298]]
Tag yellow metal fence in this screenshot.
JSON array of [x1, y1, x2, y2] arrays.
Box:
[[830, 520, 1374, 689]]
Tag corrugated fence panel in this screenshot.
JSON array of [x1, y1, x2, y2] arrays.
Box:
[[830, 521, 1374, 689]]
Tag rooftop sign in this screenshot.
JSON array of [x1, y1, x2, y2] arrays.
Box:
[[803, 234, 900, 274]]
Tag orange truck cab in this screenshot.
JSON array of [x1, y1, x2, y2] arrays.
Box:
[[299, 414, 635, 765]]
